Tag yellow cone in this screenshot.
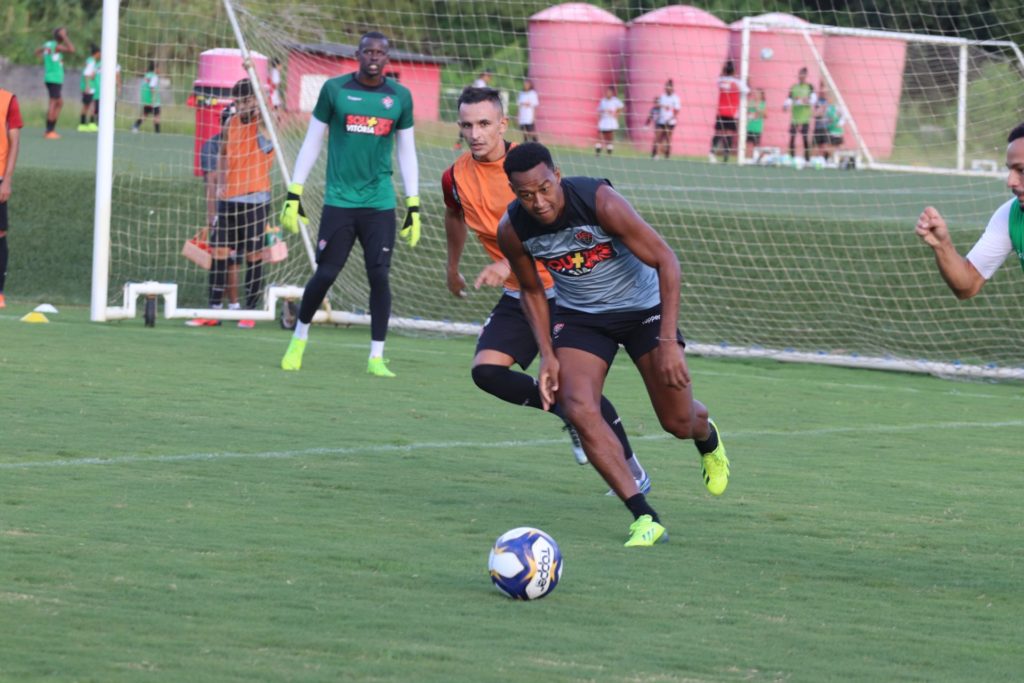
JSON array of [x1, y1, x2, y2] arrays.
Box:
[[20, 312, 50, 324]]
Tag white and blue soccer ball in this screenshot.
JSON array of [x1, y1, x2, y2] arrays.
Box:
[[488, 527, 563, 600]]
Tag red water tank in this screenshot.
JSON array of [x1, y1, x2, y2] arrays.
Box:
[[527, 3, 626, 147], [626, 5, 730, 156]]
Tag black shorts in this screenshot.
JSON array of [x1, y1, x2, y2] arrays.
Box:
[[519, 123, 536, 132], [81, 92, 94, 106], [551, 303, 685, 367], [714, 116, 738, 133], [316, 205, 396, 270], [746, 132, 762, 145], [655, 123, 675, 132], [0, 196, 8, 232], [143, 105, 161, 116], [45, 82, 62, 99], [829, 135, 844, 146], [476, 293, 556, 369], [789, 122, 810, 135], [210, 200, 267, 255]]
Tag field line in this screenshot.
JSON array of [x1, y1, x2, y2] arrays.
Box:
[[3, 419, 1024, 470]]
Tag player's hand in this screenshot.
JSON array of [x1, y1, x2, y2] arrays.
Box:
[[538, 355, 560, 411], [915, 206, 949, 248], [658, 339, 690, 390], [280, 182, 305, 234], [474, 261, 511, 289], [447, 268, 467, 298], [0, 178, 11, 204], [400, 195, 421, 247]]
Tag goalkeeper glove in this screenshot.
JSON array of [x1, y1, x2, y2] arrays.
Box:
[[280, 182, 306, 234], [399, 195, 421, 248]]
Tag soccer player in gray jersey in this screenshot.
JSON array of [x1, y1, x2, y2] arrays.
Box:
[[496, 142, 730, 548]]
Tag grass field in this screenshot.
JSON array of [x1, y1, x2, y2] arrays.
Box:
[[2, 306, 1023, 682]]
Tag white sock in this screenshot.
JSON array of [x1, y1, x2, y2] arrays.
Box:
[[293, 321, 310, 341], [628, 454, 645, 480], [369, 340, 385, 358], [228, 302, 240, 310]]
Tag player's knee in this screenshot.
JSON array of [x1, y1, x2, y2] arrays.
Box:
[[559, 394, 601, 430], [659, 412, 697, 440], [365, 264, 391, 290], [471, 363, 506, 395], [309, 263, 341, 289]]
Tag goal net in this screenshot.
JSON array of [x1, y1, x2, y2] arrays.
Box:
[[92, 0, 1024, 378]]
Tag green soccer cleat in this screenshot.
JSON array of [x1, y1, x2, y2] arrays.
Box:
[[700, 419, 730, 496], [367, 357, 396, 378], [281, 338, 307, 371], [624, 514, 668, 547]]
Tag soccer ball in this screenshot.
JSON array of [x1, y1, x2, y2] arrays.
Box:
[[488, 527, 563, 600], [760, 47, 774, 61]]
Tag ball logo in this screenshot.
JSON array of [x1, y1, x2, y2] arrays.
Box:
[[534, 546, 552, 591]]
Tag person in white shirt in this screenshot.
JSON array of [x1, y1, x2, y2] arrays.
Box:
[[268, 57, 283, 111], [596, 86, 623, 156], [472, 71, 491, 89], [916, 122, 1024, 300], [516, 78, 539, 142], [652, 79, 680, 159]]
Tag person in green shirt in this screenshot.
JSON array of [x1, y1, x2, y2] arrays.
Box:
[[132, 61, 161, 134], [813, 93, 845, 163], [91, 58, 122, 130], [745, 88, 766, 161], [78, 44, 100, 133], [278, 31, 421, 377], [783, 67, 815, 162], [34, 27, 75, 139]]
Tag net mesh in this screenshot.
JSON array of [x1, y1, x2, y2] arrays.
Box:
[[103, 1, 1024, 370]]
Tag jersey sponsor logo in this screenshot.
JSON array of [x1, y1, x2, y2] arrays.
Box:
[[574, 230, 594, 245], [381, 95, 394, 110], [345, 114, 394, 136], [544, 242, 615, 277]]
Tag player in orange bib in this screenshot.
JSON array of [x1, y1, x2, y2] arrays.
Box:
[[442, 86, 649, 490]]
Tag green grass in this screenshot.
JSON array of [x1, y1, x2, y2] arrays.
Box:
[[1, 307, 1023, 682]]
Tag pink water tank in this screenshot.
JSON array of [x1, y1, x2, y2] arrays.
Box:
[[729, 13, 825, 153], [626, 5, 730, 156], [195, 47, 269, 93], [527, 3, 626, 147], [824, 34, 906, 159]]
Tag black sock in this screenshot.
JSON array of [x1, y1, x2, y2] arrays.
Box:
[[46, 119, 55, 133], [133, 119, 142, 129], [154, 123, 160, 133], [0, 235, 7, 292], [244, 260, 263, 309], [599, 396, 635, 462], [80, 114, 86, 125], [695, 420, 719, 455], [472, 364, 544, 408], [624, 494, 659, 523], [210, 258, 228, 307]]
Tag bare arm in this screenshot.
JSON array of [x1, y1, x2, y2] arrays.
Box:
[[915, 206, 986, 299], [595, 184, 689, 387], [0, 128, 20, 204], [497, 213, 558, 408], [444, 205, 468, 297]]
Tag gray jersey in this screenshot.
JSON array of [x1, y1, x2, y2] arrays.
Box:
[[507, 177, 659, 313]]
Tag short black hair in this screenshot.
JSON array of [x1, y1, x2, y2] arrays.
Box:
[[90, 43, 100, 55], [231, 78, 254, 98], [1008, 122, 1024, 144], [457, 86, 503, 114], [723, 60, 735, 76], [359, 31, 389, 49], [53, 27, 64, 40], [503, 142, 555, 178], [148, 60, 156, 72]]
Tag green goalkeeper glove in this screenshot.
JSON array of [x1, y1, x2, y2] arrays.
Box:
[[399, 195, 421, 248], [280, 182, 306, 234]]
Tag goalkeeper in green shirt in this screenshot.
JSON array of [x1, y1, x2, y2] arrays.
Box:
[[783, 67, 815, 162], [280, 31, 420, 377]]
